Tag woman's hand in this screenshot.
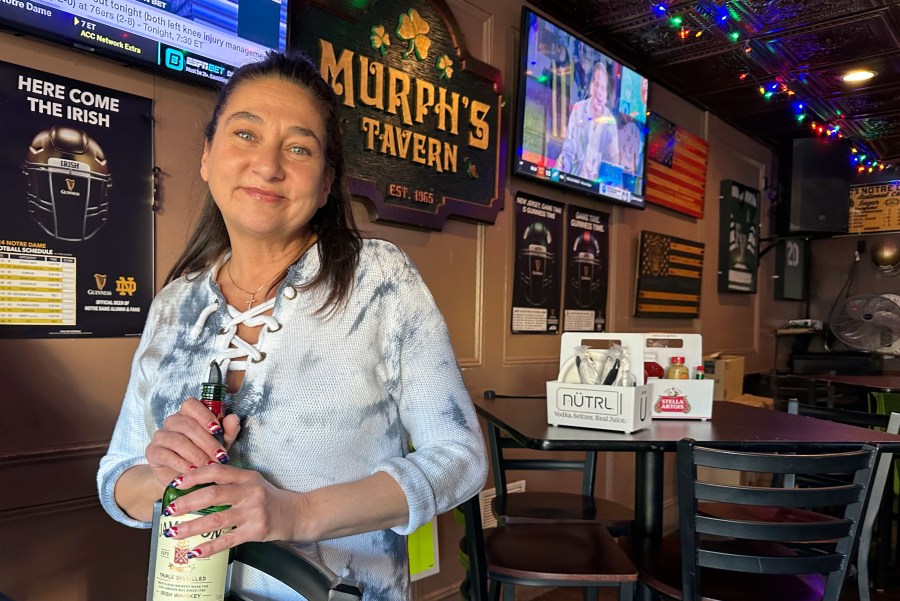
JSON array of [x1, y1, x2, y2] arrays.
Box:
[[145, 398, 241, 489], [159, 463, 303, 558]]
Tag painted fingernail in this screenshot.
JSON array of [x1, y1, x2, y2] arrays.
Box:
[[215, 449, 229, 464], [188, 465, 198, 471], [186, 548, 203, 559], [169, 476, 184, 489], [206, 459, 217, 466], [207, 421, 224, 436], [163, 526, 178, 538], [163, 502, 176, 516]]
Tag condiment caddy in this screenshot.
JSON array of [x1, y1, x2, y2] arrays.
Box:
[[546, 333, 716, 433], [641, 333, 715, 420], [547, 333, 652, 433]]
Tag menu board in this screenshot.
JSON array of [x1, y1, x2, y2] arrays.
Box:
[[849, 183, 900, 233]]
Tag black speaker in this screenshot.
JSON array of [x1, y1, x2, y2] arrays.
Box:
[[775, 138, 852, 236]]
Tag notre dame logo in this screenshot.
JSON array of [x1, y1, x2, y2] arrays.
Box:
[[115, 276, 137, 296], [93, 273, 107, 290]]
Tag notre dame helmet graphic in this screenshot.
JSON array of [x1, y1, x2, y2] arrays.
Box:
[[569, 231, 603, 308], [517, 221, 555, 306], [23, 126, 112, 241]]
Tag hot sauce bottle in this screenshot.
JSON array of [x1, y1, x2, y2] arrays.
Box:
[[643, 351, 665, 384]]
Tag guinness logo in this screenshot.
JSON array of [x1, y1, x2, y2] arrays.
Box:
[[65, 178, 76, 191], [93, 273, 107, 290]]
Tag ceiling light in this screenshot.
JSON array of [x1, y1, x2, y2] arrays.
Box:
[[842, 70, 876, 82]]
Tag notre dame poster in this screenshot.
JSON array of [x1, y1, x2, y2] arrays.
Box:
[[0, 61, 153, 338]]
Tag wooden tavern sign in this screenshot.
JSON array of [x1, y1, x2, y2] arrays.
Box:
[[294, 0, 504, 229]]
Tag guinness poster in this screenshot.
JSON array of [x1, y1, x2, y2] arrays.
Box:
[[0, 61, 154, 338], [511, 192, 563, 334], [563, 205, 609, 332]]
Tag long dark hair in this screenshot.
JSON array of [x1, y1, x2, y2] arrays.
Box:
[[165, 51, 362, 312]]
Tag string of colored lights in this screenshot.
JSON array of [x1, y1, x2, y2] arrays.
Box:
[[650, 1, 892, 172]]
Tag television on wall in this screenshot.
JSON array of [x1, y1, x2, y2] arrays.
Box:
[[0, 0, 290, 87], [514, 8, 649, 209]]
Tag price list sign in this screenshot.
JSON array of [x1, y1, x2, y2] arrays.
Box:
[[849, 183, 900, 233], [0, 251, 76, 325]]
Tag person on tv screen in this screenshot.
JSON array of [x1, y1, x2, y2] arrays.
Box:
[[556, 60, 620, 181]]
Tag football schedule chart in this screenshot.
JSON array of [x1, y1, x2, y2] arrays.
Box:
[[0, 249, 76, 326]]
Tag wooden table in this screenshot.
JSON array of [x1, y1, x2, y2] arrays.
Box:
[[475, 397, 900, 536], [804, 374, 900, 393], [801, 374, 900, 406], [473, 396, 900, 599]]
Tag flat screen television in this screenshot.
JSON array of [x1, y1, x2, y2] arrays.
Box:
[[514, 8, 649, 209], [0, 0, 289, 87]]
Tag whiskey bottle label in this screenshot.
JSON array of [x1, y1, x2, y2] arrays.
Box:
[[152, 512, 230, 600]]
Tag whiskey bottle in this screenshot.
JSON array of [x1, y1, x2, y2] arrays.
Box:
[[148, 362, 232, 601]]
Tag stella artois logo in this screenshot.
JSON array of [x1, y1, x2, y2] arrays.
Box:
[[654, 387, 692, 414]]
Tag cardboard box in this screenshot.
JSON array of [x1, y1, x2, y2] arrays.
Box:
[[643, 333, 715, 420], [547, 333, 652, 433], [728, 393, 774, 410], [703, 354, 745, 401]]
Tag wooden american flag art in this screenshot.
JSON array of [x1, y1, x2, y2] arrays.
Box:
[[634, 230, 704, 318], [644, 112, 709, 218]]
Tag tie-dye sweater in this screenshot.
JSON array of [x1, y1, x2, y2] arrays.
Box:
[[97, 239, 487, 600]]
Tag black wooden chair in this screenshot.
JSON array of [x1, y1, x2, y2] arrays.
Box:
[[628, 438, 879, 601], [699, 403, 899, 601], [484, 390, 633, 535], [458, 494, 638, 601], [227, 541, 363, 601]]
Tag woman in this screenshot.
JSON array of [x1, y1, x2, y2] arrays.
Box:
[[556, 60, 620, 180], [97, 51, 487, 600]]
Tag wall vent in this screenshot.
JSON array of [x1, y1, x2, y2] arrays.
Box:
[[477, 480, 526, 528]]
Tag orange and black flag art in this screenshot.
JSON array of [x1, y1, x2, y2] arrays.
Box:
[[634, 230, 704, 318]]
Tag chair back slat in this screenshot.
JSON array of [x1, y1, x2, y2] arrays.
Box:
[[693, 445, 875, 473], [696, 515, 852, 542], [488, 423, 596, 498], [696, 481, 864, 507], [502, 459, 589, 472], [698, 549, 844, 575]]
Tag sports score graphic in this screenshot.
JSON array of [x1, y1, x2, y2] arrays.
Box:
[[23, 126, 112, 242]]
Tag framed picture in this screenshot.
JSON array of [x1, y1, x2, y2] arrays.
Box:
[[774, 237, 809, 301], [634, 230, 704, 318], [644, 112, 709, 218], [718, 180, 760, 293]]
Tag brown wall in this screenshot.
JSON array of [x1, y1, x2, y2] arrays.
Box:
[[1, 0, 893, 599]]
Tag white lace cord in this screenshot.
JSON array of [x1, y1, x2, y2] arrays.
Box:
[[213, 297, 281, 372], [189, 300, 221, 340]]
